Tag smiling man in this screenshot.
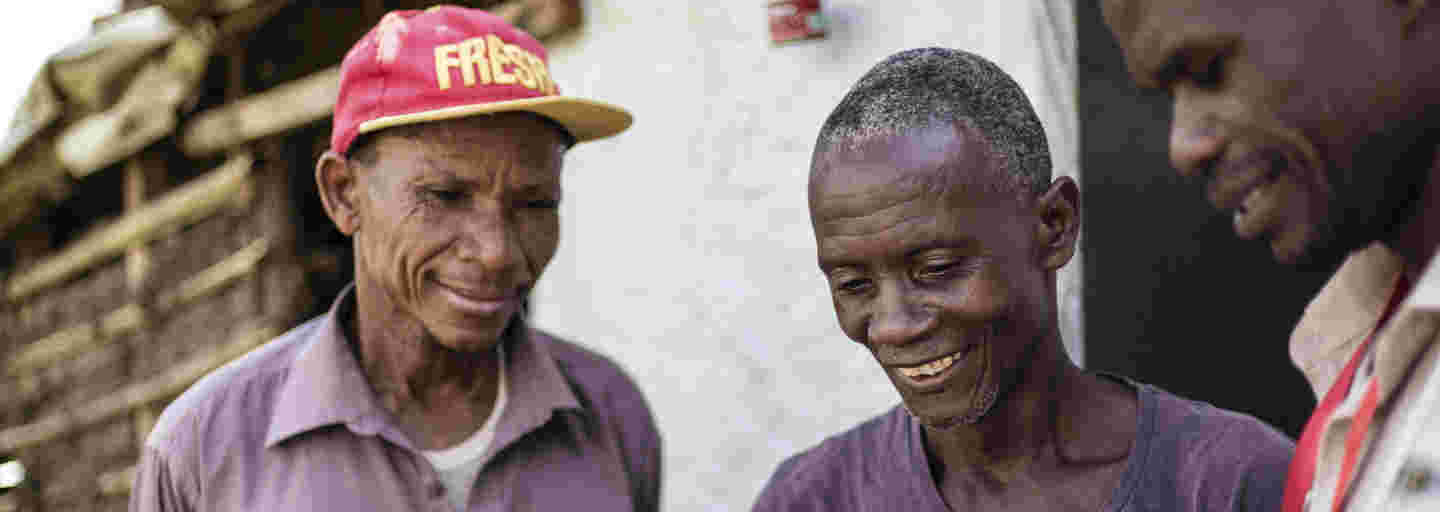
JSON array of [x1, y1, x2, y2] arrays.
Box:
[[129, 7, 660, 512], [752, 48, 1293, 512], [1100, 1, 1440, 510]]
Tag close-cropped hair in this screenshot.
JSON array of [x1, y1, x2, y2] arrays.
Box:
[[815, 47, 1052, 198]]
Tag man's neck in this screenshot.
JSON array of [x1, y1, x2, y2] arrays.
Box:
[[1387, 154, 1440, 283], [921, 341, 1129, 485], [348, 278, 503, 448]]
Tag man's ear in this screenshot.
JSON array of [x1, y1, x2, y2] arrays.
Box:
[[1034, 176, 1080, 271], [316, 151, 362, 236]]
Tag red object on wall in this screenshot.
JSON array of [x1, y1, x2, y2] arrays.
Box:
[[768, 0, 825, 44]]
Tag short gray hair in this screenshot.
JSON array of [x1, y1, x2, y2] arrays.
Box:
[[814, 48, 1052, 198]]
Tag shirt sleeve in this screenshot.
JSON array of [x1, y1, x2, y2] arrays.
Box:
[[1224, 419, 1296, 512], [615, 384, 662, 512], [129, 445, 196, 512]]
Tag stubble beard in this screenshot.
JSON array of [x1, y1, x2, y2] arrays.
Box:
[[905, 325, 1003, 429]]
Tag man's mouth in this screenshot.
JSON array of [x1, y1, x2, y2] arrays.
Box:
[[433, 279, 520, 316], [897, 352, 960, 378], [891, 345, 973, 389], [1210, 152, 1292, 241]]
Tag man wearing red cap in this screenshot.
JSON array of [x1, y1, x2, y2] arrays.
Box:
[[130, 7, 659, 512]]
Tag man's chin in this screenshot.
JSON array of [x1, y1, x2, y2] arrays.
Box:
[[426, 323, 510, 353], [904, 383, 1000, 430]]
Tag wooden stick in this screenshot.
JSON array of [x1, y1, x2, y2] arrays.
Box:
[[5, 154, 253, 301], [154, 237, 270, 311], [7, 237, 269, 376], [179, 67, 340, 157], [0, 324, 278, 452], [5, 304, 144, 375], [97, 464, 137, 496]]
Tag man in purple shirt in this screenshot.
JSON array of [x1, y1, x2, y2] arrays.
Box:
[[130, 7, 660, 512], [753, 48, 1294, 511]]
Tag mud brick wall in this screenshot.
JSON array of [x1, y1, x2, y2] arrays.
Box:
[[0, 158, 309, 511]]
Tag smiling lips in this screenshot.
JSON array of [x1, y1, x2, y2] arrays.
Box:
[[893, 345, 973, 387], [434, 279, 519, 316], [897, 352, 960, 378], [1210, 151, 1291, 241]]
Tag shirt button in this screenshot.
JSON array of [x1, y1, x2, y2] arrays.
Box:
[[1401, 465, 1433, 493]]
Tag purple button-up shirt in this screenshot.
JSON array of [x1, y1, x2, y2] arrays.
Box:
[[130, 287, 661, 512]]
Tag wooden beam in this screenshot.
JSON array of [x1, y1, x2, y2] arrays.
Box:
[[6, 304, 145, 376], [155, 237, 270, 312], [56, 23, 215, 178], [7, 237, 270, 376], [97, 465, 136, 496], [124, 158, 153, 292], [5, 154, 253, 301], [179, 66, 340, 158], [0, 323, 278, 452]]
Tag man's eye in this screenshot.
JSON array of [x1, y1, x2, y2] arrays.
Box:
[[523, 198, 561, 209], [1191, 53, 1226, 89], [835, 278, 872, 295], [422, 188, 463, 202], [915, 262, 960, 281]]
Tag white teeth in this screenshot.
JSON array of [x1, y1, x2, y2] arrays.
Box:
[[898, 353, 958, 378]]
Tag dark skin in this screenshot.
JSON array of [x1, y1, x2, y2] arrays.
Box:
[[316, 113, 568, 450], [811, 121, 1137, 511], [1101, 0, 1440, 279]]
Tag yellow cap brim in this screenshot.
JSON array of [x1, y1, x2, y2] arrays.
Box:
[[356, 96, 633, 143]]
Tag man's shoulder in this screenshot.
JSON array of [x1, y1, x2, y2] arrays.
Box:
[[144, 317, 320, 454], [1135, 382, 1294, 507], [1143, 383, 1293, 452], [756, 406, 911, 508]]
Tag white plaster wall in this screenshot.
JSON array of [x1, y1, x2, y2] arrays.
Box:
[[531, 2, 1078, 510]]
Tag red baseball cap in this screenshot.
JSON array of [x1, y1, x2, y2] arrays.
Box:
[[330, 5, 632, 154]]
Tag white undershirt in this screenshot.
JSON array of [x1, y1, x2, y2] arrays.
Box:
[[420, 347, 508, 512]]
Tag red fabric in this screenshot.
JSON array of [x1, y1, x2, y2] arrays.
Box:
[[330, 6, 558, 154], [1282, 274, 1410, 512], [1332, 376, 1380, 512]]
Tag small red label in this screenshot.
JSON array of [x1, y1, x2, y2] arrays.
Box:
[[768, 0, 825, 44]]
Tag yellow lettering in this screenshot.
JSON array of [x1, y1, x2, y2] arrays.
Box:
[[506, 45, 538, 89], [434, 44, 461, 89], [527, 54, 555, 95], [457, 37, 491, 85], [487, 35, 516, 85]]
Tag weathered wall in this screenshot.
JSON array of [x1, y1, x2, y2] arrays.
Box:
[[531, 2, 1078, 510], [0, 156, 308, 511]]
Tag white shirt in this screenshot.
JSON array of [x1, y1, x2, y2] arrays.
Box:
[[1290, 244, 1440, 511]]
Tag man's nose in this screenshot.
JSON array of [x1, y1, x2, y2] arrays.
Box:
[[867, 285, 936, 347], [455, 206, 528, 276], [1168, 89, 1224, 178]]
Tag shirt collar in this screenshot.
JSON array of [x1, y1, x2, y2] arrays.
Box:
[[1373, 251, 1440, 406], [1292, 243, 1440, 408], [265, 284, 589, 449], [1290, 243, 1405, 395]]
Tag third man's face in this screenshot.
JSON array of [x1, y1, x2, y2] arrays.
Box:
[[1102, 0, 1437, 267], [810, 123, 1057, 428]]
